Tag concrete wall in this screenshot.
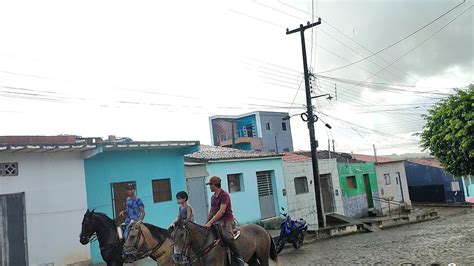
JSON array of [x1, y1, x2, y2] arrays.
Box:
[[0, 152, 90, 265], [258, 112, 294, 152], [205, 158, 288, 224], [282, 159, 343, 229], [84, 147, 197, 264], [337, 162, 382, 218], [375, 162, 412, 215]]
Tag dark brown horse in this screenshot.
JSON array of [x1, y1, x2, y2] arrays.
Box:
[[122, 221, 175, 265], [172, 221, 278, 266], [79, 210, 124, 266]]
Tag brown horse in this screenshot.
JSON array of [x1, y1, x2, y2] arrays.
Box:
[[172, 221, 278, 266], [122, 221, 175, 265]]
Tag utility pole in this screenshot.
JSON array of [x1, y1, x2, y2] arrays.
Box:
[[287, 18, 325, 228], [332, 139, 336, 152], [373, 144, 378, 163]]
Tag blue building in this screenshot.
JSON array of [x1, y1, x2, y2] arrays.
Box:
[[83, 140, 199, 264], [185, 145, 288, 225], [209, 111, 293, 153], [405, 161, 465, 203]]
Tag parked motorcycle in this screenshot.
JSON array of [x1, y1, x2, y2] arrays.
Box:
[[275, 207, 308, 254]]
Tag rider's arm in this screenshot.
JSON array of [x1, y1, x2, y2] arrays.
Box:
[[207, 204, 227, 225], [186, 206, 193, 222], [139, 206, 145, 221]]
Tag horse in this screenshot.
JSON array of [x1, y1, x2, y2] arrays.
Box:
[[171, 221, 278, 266], [122, 221, 176, 265], [79, 209, 124, 266]]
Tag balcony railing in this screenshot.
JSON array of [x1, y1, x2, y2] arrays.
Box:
[[217, 126, 257, 144]]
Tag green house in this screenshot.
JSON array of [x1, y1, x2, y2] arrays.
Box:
[[337, 162, 382, 218]]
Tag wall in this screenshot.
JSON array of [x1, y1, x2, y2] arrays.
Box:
[[205, 158, 288, 224], [258, 112, 294, 152], [84, 147, 196, 264], [0, 152, 90, 265], [282, 158, 343, 229], [375, 162, 412, 215], [462, 176, 474, 203], [337, 162, 381, 218], [405, 161, 465, 203]]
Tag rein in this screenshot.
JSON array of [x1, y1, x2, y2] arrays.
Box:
[[179, 224, 220, 263], [125, 223, 167, 261]]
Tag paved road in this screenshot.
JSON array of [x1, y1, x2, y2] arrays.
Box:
[[278, 208, 474, 265]]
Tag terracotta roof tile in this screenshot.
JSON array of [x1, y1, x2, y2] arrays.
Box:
[[185, 145, 281, 162]]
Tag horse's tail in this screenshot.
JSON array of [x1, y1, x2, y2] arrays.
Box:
[[267, 231, 278, 263]]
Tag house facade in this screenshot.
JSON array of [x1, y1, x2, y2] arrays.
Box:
[[209, 111, 294, 153], [375, 161, 412, 215], [461, 176, 474, 203], [405, 161, 465, 203], [282, 153, 344, 229], [185, 146, 288, 225], [337, 162, 382, 218], [0, 136, 95, 266], [83, 141, 199, 264]]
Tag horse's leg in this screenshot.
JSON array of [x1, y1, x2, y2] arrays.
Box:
[[247, 254, 260, 266]]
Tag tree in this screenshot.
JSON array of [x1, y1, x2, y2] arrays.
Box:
[[420, 85, 473, 178]]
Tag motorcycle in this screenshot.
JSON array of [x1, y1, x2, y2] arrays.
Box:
[[275, 207, 308, 254]]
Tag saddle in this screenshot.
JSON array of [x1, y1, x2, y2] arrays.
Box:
[[210, 224, 241, 242]]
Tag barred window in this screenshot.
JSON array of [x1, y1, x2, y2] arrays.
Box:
[[0, 163, 18, 176], [152, 179, 172, 203], [294, 176, 309, 194]]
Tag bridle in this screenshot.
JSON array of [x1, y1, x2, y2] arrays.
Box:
[[123, 222, 167, 261], [173, 223, 219, 264], [80, 217, 98, 244]]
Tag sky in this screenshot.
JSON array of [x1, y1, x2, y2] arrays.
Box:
[[0, 0, 472, 155]]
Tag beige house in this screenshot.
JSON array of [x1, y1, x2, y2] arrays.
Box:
[[375, 161, 412, 215], [282, 153, 344, 229]]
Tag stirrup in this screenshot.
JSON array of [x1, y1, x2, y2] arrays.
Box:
[[233, 231, 241, 240]]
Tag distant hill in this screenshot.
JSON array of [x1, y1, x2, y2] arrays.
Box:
[[383, 152, 434, 160]]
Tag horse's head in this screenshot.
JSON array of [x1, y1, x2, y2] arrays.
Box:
[[79, 209, 96, 245], [172, 220, 194, 265], [122, 221, 142, 262]]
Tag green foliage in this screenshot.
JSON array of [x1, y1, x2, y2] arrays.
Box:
[[420, 85, 474, 177]]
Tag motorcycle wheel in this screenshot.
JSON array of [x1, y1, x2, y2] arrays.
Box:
[[292, 232, 305, 250], [275, 235, 286, 254]]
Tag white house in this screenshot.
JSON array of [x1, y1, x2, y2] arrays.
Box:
[[282, 153, 344, 229], [375, 161, 412, 215], [0, 136, 94, 266]]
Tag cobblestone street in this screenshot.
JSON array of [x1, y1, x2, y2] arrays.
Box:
[[279, 208, 474, 265]]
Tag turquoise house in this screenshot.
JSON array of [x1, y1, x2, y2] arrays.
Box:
[[185, 146, 288, 225], [462, 175, 474, 203], [83, 141, 199, 264]]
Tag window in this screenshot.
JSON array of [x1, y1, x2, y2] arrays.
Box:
[[265, 123, 271, 130], [283, 148, 290, 152], [384, 173, 391, 185], [294, 176, 309, 194], [281, 122, 287, 131], [0, 162, 18, 176], [227, 173, 243, 193], [346, 176, 357, 189], [451, 181, 460, 191], [152, 179, 172, 203], [395, 172, 401, 185]]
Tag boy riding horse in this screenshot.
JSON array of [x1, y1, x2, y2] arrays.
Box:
[[119, 183, 145, 239]]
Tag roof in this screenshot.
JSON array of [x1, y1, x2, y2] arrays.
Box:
[[210, 111, 289, 120], [0, 144, 97, 153], [0, 135, 78, 145], [293, 150, 359, 163], [409, 159, 442, 168], [185, 145, 282, 162], [102, 141, 199, 151], [351, 153, 402, 163], [283, 153, 312, 162]]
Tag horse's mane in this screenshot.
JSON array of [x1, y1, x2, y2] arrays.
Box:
[[143, 223, 169, 238], [92, 212, 117, 228]]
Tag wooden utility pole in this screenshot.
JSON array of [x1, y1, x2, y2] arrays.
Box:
[[286, 18, 325, 228]]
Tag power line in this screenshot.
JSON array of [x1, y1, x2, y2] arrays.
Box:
[[317, 0, 467, 74]]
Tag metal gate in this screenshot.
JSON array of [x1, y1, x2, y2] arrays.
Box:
[[256, 171, 276, 219], [186, 177, 208, 224], [0, 192, 28, 266]]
